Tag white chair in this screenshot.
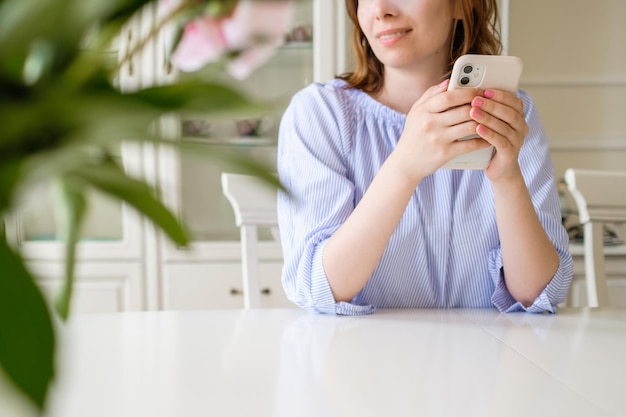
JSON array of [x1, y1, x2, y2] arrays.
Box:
[[221, 172, 279, 309], [564, 168, 626, 307]]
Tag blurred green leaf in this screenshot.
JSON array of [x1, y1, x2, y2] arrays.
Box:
[[52, 177, 87, 321], [0, 0, 153, 59], [0, 159, 21, 214], [0, 80, 263, 154], [132, 81, 264, 115], [69, 160, 188, 246], [0, 239, 55, 410], [0, 0, 282, 411], [0, 0, 80, 57]]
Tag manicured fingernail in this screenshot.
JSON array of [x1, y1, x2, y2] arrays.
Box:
[[473, 97, 484, 107], [439, 79, 449, 89], [484, 89, 494, 98]]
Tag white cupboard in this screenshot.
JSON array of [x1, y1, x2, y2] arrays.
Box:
[[5, 0, 349, 313], [153, 0, 349, 311]]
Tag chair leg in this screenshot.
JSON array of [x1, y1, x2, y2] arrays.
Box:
[[241, 225, 262, 309], [584, 222, 610, 307]]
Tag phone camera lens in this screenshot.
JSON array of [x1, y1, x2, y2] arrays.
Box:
[[463, 65, 473, 74], [460, 76, 470, 85]]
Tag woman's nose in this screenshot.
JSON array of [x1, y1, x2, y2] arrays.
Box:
[[371, 0, 400, 19]]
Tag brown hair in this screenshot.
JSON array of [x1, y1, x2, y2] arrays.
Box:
[[339, 0, 502, 94]]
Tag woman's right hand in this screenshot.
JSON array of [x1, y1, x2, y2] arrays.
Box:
[[393, 80, 491, 183]]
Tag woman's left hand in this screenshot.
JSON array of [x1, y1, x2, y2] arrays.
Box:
[[469, 89, 528, 182]]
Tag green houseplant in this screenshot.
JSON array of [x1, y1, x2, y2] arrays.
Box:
[[0, 0, 291, 412]]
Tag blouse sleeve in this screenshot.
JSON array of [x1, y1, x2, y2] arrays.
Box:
[[489, 90, 574, 313], [276, 82, 375, 315]]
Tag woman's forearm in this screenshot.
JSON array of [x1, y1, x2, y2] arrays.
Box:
[[323, 153, 419, 302], [491, 167, 560, 306]]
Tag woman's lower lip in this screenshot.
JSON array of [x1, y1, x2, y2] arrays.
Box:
[[377, 31, 408, 46]]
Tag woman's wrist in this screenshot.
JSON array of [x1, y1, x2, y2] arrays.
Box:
[[385, 149, 426, 189], [488, 164, 525, 192]]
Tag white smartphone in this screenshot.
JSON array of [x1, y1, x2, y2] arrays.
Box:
[[442, 54, 523, 170]]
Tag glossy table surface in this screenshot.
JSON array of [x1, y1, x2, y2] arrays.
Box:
[[9, 308, 626, 417]]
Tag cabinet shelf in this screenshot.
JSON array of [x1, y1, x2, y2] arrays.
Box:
[[280, 41, 313, 50], [26, 235, 120, 242], [182, 136, 277, 147]]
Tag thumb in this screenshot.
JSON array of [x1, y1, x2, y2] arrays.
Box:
[[417, 79, 449, 104], [432, 78, 450, 94]]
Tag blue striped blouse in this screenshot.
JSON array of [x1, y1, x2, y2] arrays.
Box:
[[276, 78, 573, 315]]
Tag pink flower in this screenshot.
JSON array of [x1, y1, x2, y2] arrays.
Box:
[[169, 16, 229, 72], [166, 0, 293, 79]]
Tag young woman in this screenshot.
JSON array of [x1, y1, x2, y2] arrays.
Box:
[[276, 0, 573, 315]]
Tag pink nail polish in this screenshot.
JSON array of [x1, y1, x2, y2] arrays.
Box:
[[484, 89, 494, 98], [473, 97, 484, 107]]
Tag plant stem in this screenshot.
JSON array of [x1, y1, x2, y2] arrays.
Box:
[[116, 0, 194, 71]]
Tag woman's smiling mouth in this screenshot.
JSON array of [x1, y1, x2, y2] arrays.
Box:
[[376, 29, 411, 44]]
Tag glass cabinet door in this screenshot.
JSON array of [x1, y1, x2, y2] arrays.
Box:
[[5, 142, 144, 261], [177, 144, 278, 243], [15, 185, 122, 243], [158, 0, 351, 259]]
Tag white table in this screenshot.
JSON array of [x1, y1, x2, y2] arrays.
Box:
[[8, 308, 626, 417]]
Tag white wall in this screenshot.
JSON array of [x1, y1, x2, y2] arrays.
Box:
[[508, 0, 626, 179]]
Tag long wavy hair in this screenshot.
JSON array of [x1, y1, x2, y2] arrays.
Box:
[[339, 0, 502, 94]]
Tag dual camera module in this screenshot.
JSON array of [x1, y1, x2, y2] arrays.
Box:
[[458, 64, 483, 87]]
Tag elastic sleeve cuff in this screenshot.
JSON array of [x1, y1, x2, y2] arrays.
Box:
[[308, 242, 376, 316], [335, 302, 376, 316], [488, 248, 557, 314]]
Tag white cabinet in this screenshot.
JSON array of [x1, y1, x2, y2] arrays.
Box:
[[162, 261, 289, 310], [5, 0, 348, 313], [151, 0, 348, 310], [3, 8, 156, 315], [5, 142, 147, 314], [27, 262, 144, 313]]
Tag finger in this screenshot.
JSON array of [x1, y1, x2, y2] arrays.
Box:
[[475, 123, 510, 150], [449, 137, 492, 159], [415, 79, 452, 106], [445, 120, 481, 143], [427, 87, 482, 113], [481, 89, 525, 115], [438, 104, 474, 127], [470, 97, 526, 136], [469, 106, 517, 143], [472, 112, 528, 156]]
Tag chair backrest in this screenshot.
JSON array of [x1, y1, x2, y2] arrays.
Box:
[[221, 172, 279, 309], [564, 168, 626, 307]]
